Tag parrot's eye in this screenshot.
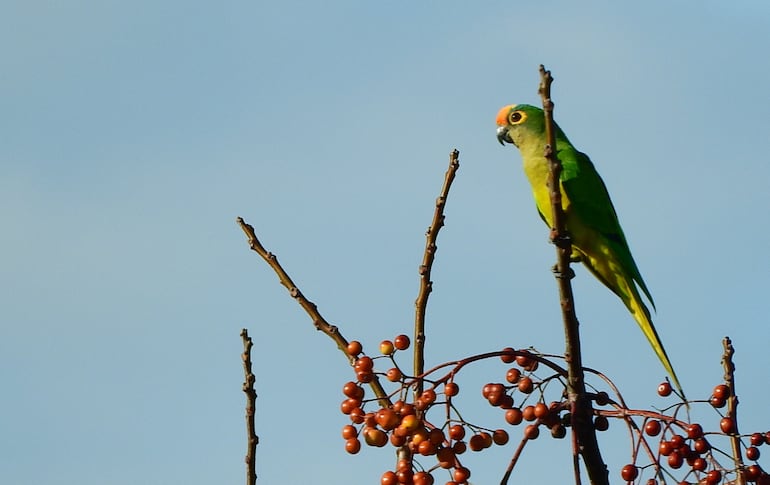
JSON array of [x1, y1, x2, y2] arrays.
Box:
[[508, 111, 526, 125]]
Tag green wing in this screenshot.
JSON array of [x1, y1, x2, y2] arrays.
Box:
[[557, 146, 656, 309]]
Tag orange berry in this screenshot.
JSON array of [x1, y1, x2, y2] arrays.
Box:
[[444, 382, 459, 397], [380, 340, 395, 355], [517, 376, 534, 394], [345, 437, 361, 454], [493, 429, 509, 445], [346, 340, 362, 356], [394, 334, 410, 350], [505, 408, 523, 425], [342, 424, 357, 440], [524, 424, 540, 439]]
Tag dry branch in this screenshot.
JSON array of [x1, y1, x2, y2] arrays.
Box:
[[236, 217, 390, 406], [413, 149, 460, 395], [538, 64, 608, 485], [240, 329, 258, 485], [722, 336, 746, 485]]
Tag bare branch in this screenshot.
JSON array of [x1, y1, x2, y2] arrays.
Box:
[[413, 149, 460, 394], [237, 218, 390, 406], [240, 328, 258, 485], [538, 64, 608, 485], [722, 336, 746, 485]]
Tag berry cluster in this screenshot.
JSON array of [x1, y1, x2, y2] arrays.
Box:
[[338, 338, 768, 485], [620, 383, 770, 484], [482, 347, 575, 441], [339, 340, 537, 484]]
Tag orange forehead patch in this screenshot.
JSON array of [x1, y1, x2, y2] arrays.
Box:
[[496, 105, 517, 126]]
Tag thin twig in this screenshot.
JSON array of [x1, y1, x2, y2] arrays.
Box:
[[241, 329, 258, 485], [413, 149, 460, 395], [538, 64, 608, 485], [500, 435, 532, 485], [237, 218, 390, 406], [722, 336, 745, 485]]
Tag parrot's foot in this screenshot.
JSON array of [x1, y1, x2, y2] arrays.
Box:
[[549, 229, 573, 250], [551, 264, 575, 280]]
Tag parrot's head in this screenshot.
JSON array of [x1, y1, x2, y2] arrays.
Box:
[[495, 104, 548, 148]]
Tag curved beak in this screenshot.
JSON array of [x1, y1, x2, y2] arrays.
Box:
[[496, 126, 512, 145]]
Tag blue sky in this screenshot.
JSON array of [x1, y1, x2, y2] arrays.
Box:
[[2, 1, 769, 484]]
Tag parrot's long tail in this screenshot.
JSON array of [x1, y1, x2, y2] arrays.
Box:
[[625, 288, 686, 401]]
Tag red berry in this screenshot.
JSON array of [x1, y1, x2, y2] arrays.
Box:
[[621, 464, 639, 481], [345, 437, 361, 454], [448, 424, 465, 440], [396, 469, 413, 484], [493, 429, 509, 445], [355, 356, 374, 372], [668, 450, 683, 469], [517, 376, 534, 394], [710, 395, 727, 408], [747, 446, 761, 460], [524, 424, 540, 439], [499, 394, 515, 409], [658, 382, 672, 397], [342, 424, 358, 440], [453, 466, 471, 483], [687, 423, 704, 439], [692, 457, 707, 471], [468, 434, 485, 452], [505, 408, 523, 425], [381, 471, 397, 485], [705, 469, 721, 485], [659, 440, 674, 456], [670, 434, 685, 449], [444, 382, 459, 397], [720, 417, 737, 434], [645, 420, 662, 436], [713, 384, 731, 399], [551, 424, 567, 439], [478, 431, 493, 449], [420, 388, 437, 405], [694, 438, 711, 453], [346, 340, 362, 356], [506, 368, 521, 384], [394, 334, 410, 350], [515, 351, 534, 368], [534, 403, 549, 419], [500, 347, 516, 363], [746, 465, 762, 481], [413, 471, 433, 485], [595, 391, 610, 406], [594, 415, 609, 431], [386, 367, 402, 382], [522, 405, 536, 422], [751, 433, 765, 446]]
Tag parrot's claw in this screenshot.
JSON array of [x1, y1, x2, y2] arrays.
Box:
[[551, 264, 575, 280], [549, 230, 573, 250]]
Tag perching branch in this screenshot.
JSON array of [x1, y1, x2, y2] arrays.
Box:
[[237, 217, 390, 406], [722, 336, 746, 485], [240, 329, 258, 485], [413, 150, 460, 395], [538, 64, 608, 485]]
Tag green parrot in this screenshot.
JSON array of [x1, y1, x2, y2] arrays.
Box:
[[495, 103, 684, 397]]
